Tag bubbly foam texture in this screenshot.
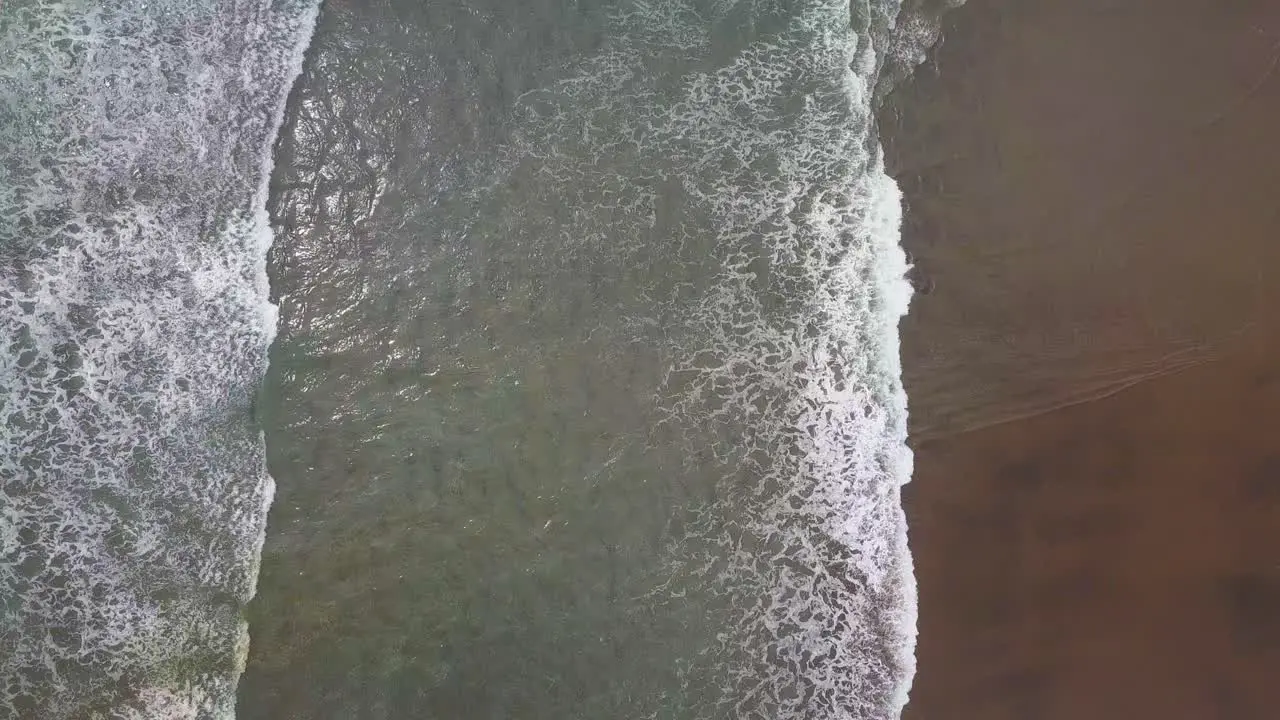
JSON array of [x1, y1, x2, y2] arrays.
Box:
[[505, 1, 916, 716], [0, 1, 317, 716]]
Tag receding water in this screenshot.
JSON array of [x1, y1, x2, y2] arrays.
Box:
[[2, 0, 946, 717], [243, 1, 927, 718]]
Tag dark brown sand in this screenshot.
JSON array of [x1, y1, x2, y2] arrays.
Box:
[[880, 1, 1280, 717]]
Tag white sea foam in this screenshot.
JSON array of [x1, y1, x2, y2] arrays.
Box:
[[504, 1, 917, 716], [0, 1, 317, 716]]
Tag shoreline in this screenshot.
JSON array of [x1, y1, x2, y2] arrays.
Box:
[[882, 1, 1280, 716]]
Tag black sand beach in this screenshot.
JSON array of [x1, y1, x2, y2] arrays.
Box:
[[882, 0, 1280, 716]]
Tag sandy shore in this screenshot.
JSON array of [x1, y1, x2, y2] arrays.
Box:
[[881, 0, 1280, 717]]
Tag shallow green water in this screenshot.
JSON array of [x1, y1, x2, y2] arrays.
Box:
[[241, 2, 924, 718]]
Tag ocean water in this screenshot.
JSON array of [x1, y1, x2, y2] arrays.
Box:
[[1, 1, 318, 716], [2, 0, 948, 718]]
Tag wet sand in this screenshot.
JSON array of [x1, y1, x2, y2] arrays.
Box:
[[881, 0, 1280, 717]]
